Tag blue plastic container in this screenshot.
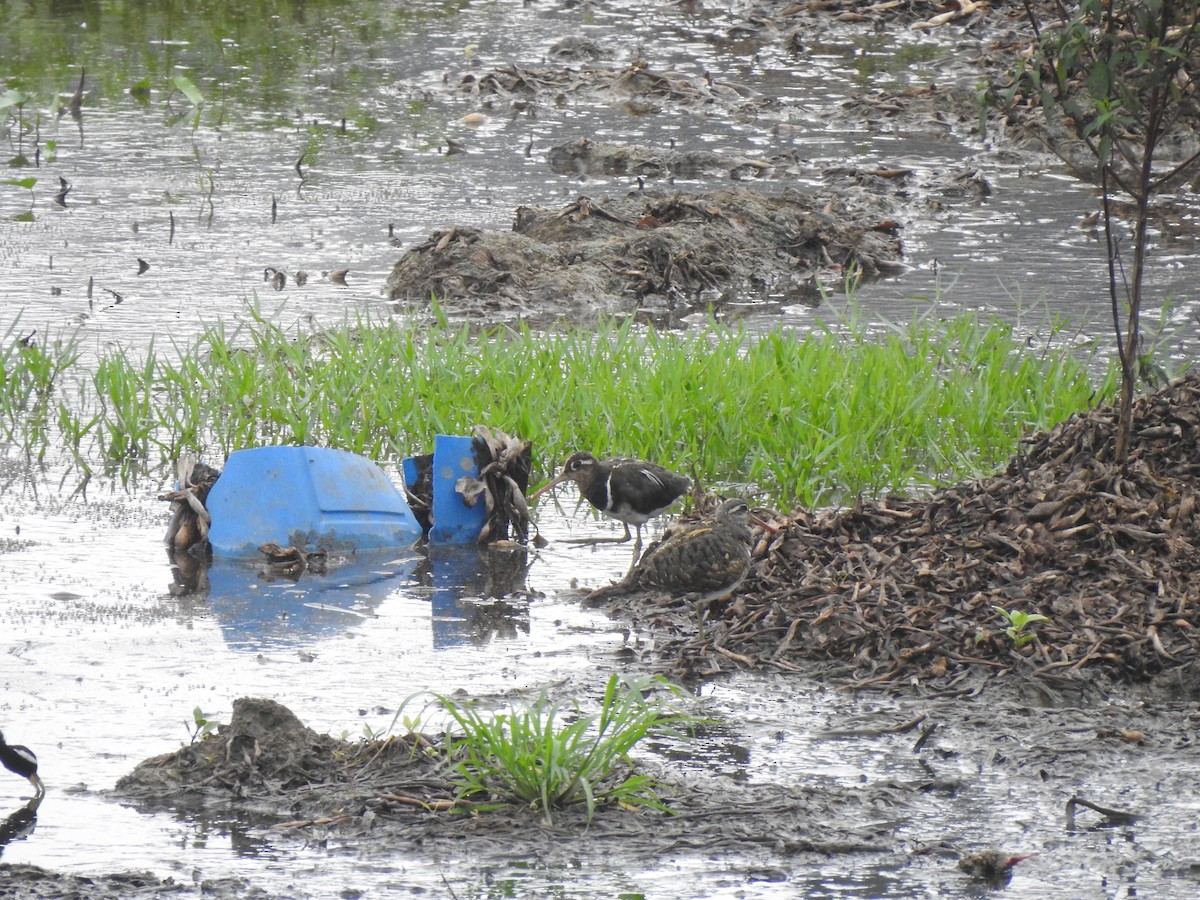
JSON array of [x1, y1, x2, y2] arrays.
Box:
[[427, 433, 488, 544], [206, 446, 423, 557]]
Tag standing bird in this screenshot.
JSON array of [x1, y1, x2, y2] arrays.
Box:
[[0, 731, 44, 799], [531, 451, 690, 551], [586, 497, 754, 604]]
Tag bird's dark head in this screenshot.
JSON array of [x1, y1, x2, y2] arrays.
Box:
[[529, 451, 600, 500], [561, 451, 599, 479]]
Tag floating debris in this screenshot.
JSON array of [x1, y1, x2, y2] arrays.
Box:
[[957, 850, 1038, 888], [258, 541, 328, 578], [456, 425, 538, 546], [160, 458, 220, 554]]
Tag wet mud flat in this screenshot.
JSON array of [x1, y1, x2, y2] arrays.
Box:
[[7, 378, 1200, 898], [383, 0, 1009, 324], [7, 676, 1200, 898], [6, 4, 1200, 899], [383, 0, 1200, 327]]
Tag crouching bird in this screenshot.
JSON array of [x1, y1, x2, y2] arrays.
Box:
[[585, 497, 754, 605], [0, 731, 44, 799], [531, 451, 690, 551]]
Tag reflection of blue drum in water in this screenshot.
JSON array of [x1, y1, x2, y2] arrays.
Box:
[[206, 446, 423, 557], [426, 545, 531, 648], [205, 550, 422, 649]]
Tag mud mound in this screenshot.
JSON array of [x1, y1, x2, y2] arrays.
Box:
[[610, 374, 1200, 690], [114, 698, 446, 818], [107, 697, 892, 870], [459, 58, 768, 118], [385, 186, 902, 323], [0, 866, 277, 900]]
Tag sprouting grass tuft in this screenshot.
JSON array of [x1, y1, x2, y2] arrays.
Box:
[[438, 674, 693, 823], [0, 301, 1116, 507], [0, 316, 81, 460]]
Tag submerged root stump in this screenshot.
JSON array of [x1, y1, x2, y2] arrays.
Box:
[[608, 374, 1200, 688]]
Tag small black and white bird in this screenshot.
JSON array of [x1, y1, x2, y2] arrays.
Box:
[[0, 730, 44, 799], [531, 451, 690, 550]]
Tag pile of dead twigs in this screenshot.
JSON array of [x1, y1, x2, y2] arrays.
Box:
[[643, 374, 1200, 689]]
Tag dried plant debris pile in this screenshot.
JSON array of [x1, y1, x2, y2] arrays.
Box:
[[386, 187, 902, 321], [642, 375, 1200, 687]]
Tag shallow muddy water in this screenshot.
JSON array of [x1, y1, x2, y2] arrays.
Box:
[[3, 0, 1200, 897], [1, 0, 1195, 358]]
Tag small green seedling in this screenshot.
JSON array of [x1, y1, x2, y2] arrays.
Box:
[[188, 706, 221, 743], [992, 605, 1050, 649], [168, 74, 205, 130]]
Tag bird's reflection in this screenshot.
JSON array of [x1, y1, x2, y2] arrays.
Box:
[[0, 797, 41, 857]]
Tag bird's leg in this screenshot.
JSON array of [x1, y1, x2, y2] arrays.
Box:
[[622, 545, 642, 580], [692, 595, 708, 637], [563, 522, 635, 546]]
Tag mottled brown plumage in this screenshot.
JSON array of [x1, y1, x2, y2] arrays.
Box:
[[586, 498, 753, 603]]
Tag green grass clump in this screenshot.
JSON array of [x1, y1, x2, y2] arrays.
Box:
[[0, 316, 81, 460], [439, 675, 692, 823], [0, 301, 1114, 506]]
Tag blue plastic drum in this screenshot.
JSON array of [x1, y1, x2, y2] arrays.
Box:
[[206, 446, 423, 557]]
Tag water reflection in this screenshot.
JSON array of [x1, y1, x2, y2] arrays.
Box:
[[164, 543, 536, 650], [170, 809, 281, 861], [170, 549, 421, 649], [0, 797, 40, 860], [420, 544, 534, 647]]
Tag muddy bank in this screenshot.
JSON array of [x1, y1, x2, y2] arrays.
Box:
[[385, 185, 904, 323], [105, 697, 889, 885], [102, 686, 1172, 896], [13, 674, 1190, 898], [595, 373, 1200, 693]]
